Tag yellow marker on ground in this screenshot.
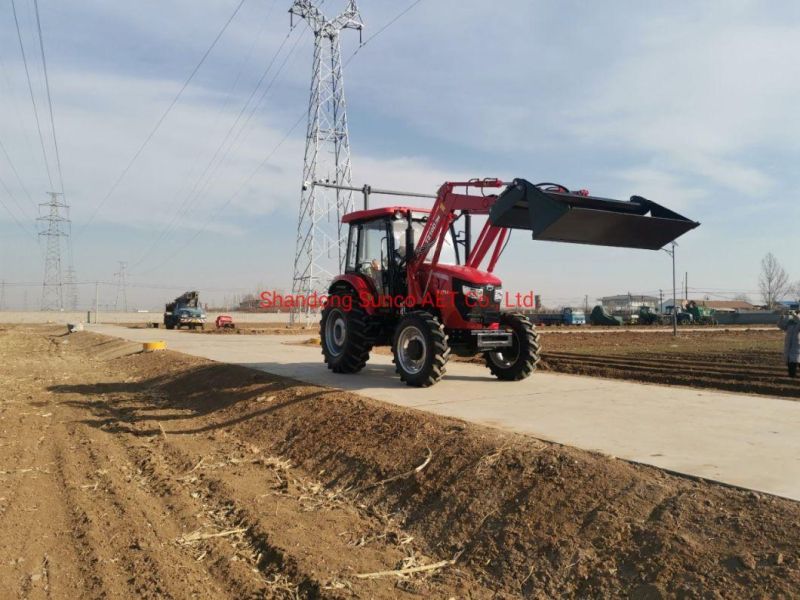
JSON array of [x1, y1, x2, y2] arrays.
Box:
[[142, 341, 167, 352]]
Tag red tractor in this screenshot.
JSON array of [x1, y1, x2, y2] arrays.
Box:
[[320, 178, 698, 386]]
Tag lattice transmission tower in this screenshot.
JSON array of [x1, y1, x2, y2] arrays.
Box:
[[38, 192, 70, 311], [114, 261, 128, 312], [64, 265, 79, 310], [289, 1, 363, 317]]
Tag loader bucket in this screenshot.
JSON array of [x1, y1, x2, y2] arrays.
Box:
[[489, 179, 699, 250]]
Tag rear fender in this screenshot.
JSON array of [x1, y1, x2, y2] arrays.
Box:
[[329, 274, 379, 315]]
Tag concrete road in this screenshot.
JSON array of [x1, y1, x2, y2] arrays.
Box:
[[92, 324, 800, 501]]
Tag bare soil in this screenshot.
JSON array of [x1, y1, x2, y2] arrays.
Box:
[[539, 329, 795, 399], [1, 326, 799, 598]]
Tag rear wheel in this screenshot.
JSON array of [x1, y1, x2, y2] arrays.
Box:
[[320, 291, 372, 373], [393, 311, 450, 387], [485, 313, 540, 381]]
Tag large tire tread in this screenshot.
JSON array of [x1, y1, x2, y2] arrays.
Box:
[[320, 292, 373, 374], [392, 311, 450, 387], [485, 312, 540, 381]]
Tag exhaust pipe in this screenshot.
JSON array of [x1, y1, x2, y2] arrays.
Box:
[[489, 179, 699, 250]]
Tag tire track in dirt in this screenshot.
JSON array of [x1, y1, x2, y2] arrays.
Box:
[[67, 390, 324, 599], [53, 418, 236, 599], [101, 407, 484, 599], [129, 443, 323, 599]]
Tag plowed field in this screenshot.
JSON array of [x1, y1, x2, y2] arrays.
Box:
[[2, 326, 798, 598]]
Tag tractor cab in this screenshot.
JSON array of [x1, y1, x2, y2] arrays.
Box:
[[341, 206, 459, 301]]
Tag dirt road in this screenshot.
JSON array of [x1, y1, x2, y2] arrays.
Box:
[[2, 325, 799, 598]]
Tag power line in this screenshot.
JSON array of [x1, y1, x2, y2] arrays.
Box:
[[0, 137, 36, 224], [133, 0, 425, 275], [78, 0, 248, 233], [130, 23, 304, 271], [0, 136, 36, 214], [343, 0, 424, 68], [134, 112, 306, 276], [0, 171, 36, 238], [0, 47, 40, 177], [126, 0, 279, 270], [32, 0, 65, 194], [10, 0, 54, 190]]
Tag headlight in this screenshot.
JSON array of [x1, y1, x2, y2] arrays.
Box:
[[461, 285, 484, 300], [493, 289, 503, 303]]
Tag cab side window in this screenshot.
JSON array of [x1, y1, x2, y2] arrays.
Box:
[[345, 224, 358, 272], [357, 221, 388, 295]]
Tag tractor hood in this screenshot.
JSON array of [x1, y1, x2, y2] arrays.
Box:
[[489, 179, 699, 250], [424, 263, 502, 287]]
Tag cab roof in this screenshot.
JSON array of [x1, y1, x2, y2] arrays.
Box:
[[342, 206, 432, 224]]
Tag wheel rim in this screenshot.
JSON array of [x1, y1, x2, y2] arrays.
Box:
[[488, 334, 520, 368], [325, 309, 347, 357], [396, 325, 427, 375]]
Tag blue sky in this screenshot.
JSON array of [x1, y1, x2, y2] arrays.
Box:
[[0, 0, 798, 310]]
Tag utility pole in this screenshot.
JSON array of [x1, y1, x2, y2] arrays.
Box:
[[38, 192, 69, 310], [114, 261, 128, 312], [94, 281, 100, 324], [289, 0, 363, 322], [662, 243, 677, 337], [659, 289, 663, 313], [685, 272, 688, 303]]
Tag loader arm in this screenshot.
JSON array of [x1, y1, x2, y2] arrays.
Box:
[[407, 178, 508, 298], [406, 177, 699, 299]]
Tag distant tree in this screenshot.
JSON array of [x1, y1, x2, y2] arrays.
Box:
[[759, 253, 790, 308], [733, 293, 751, 304]]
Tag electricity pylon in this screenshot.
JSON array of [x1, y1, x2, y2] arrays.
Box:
[[114, 261, 128, 312], [64, 266, 78, 310], [289, 0, 363, 320], [38, 192, 69, 311]]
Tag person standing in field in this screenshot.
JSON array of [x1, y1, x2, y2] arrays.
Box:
[[778, 312, 800, 378]]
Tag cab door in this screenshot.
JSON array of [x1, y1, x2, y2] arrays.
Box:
[[354, 219, 390, 297]]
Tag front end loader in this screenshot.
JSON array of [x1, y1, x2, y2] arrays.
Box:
[[319, 178, 698, 386]]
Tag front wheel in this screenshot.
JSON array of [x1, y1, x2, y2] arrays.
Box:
[[484, 313, 540, 381], [392, 311, 450, 387]]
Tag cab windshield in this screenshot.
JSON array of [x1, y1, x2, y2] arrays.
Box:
[[392, 218, 458, 265]]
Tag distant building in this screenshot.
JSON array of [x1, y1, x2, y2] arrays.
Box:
[[690, 299, 756, 313], [599, 294, 659, 312]]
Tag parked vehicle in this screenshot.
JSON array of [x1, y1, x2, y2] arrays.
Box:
[[531, 307, 586, 326], [684, 300, 718, 325], [215, 315, 235, 329], [164, 291, 206, 330], [637, 305, 670, 325], [590, 305, 623, 326]]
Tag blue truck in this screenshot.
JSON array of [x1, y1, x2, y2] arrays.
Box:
[[531, 307, 586, 326], [163, 291, 207, 330]]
